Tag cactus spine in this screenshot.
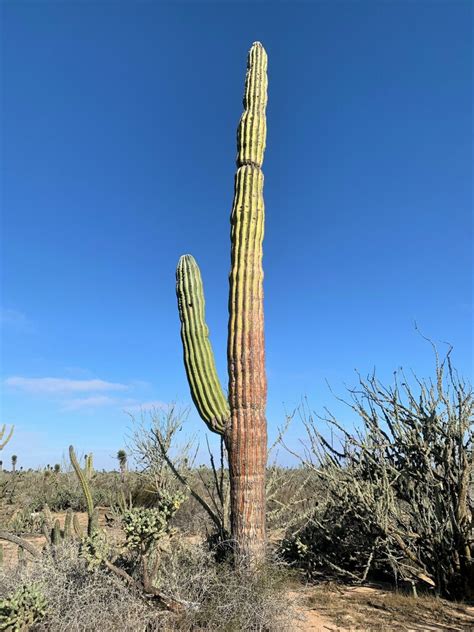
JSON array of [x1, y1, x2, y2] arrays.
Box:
[[176, 42, 268, 564]]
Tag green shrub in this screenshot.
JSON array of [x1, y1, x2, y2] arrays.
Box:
[[0, 584, 47, 631]]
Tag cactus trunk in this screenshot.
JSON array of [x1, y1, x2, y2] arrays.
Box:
[[226, 43, 268, 564], [176, 42, 268, 566]]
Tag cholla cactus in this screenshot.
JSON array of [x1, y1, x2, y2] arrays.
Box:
[[122, 490, 185, 551], [80, 531, 110, 570], [0, 584, 47, 631]]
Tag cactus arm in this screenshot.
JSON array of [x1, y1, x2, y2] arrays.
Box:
[[176, 254, 230, 434], [69, 445, 95, 535], [0, 425, 14, 450], [227, 42, 268, 562], [73, 514, 84, 539]]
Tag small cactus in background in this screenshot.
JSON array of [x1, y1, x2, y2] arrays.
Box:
[[0, 584, 47, 631], [64, 508, 73, 539], [117, 449, 127, 482], [51, 519, 61, 546], [73, 513, 84, 539], [0, 461, 3, 473], [84, 453, 94, 479], [11, 455, 17, 473], [176, 42, 269, 564], [69, 446, 96, 536], [53, 463, 60, 474], [0, 425, 14, 451]]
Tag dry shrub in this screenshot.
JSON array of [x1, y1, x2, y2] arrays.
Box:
[[154, 540, 296, 631], [0, 543, 162, 631], [0, 540, 295, 631], [282, 346, 473, 600]]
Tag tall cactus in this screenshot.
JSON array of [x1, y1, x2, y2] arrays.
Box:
[[176, 42, 268, 564]]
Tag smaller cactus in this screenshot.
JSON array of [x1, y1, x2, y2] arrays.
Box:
[[64, 508, 73, 539], [80, 531, 110, 570], [11, 455, 17, 473], [69, 446, 95, 536], [85, 453, 94, 479], [52, 519, 61, 546], [0, 425, 14, 451], [41, 504, 53, 544], [41, 523, 51, 545], [0, 585, 47, 631], [73, 514, 84, 539]]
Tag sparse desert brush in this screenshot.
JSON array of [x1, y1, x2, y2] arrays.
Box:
[[150, 540, 296, 631], [0, 543, 161, 632], [281, 346, 473, 600]]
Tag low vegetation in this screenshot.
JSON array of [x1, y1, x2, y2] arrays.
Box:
[[0, 349, 472, 630]]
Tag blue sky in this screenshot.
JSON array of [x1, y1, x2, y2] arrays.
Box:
[[1, 1, 472, 469]]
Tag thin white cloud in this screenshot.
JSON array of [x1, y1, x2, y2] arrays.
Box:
[[5, 376, 128, 394], [61, 396, 116, 411]]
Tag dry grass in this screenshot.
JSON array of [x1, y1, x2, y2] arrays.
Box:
[[0, 538, 296, 631], [0, 543, 162, 631], [298, 582, 474, 631]]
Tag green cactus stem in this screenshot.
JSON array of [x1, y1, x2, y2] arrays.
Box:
[[85, 453, 94, 479], [41, 524, 51, 545], [73, 514, 84, 539], [69, 446, 95, 536], [42, 505, 52, 534], [64, 509, 73, 539], [0, 425, 14, 451], [52, 520, 61, 546], [176, 255, 230, 434]]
